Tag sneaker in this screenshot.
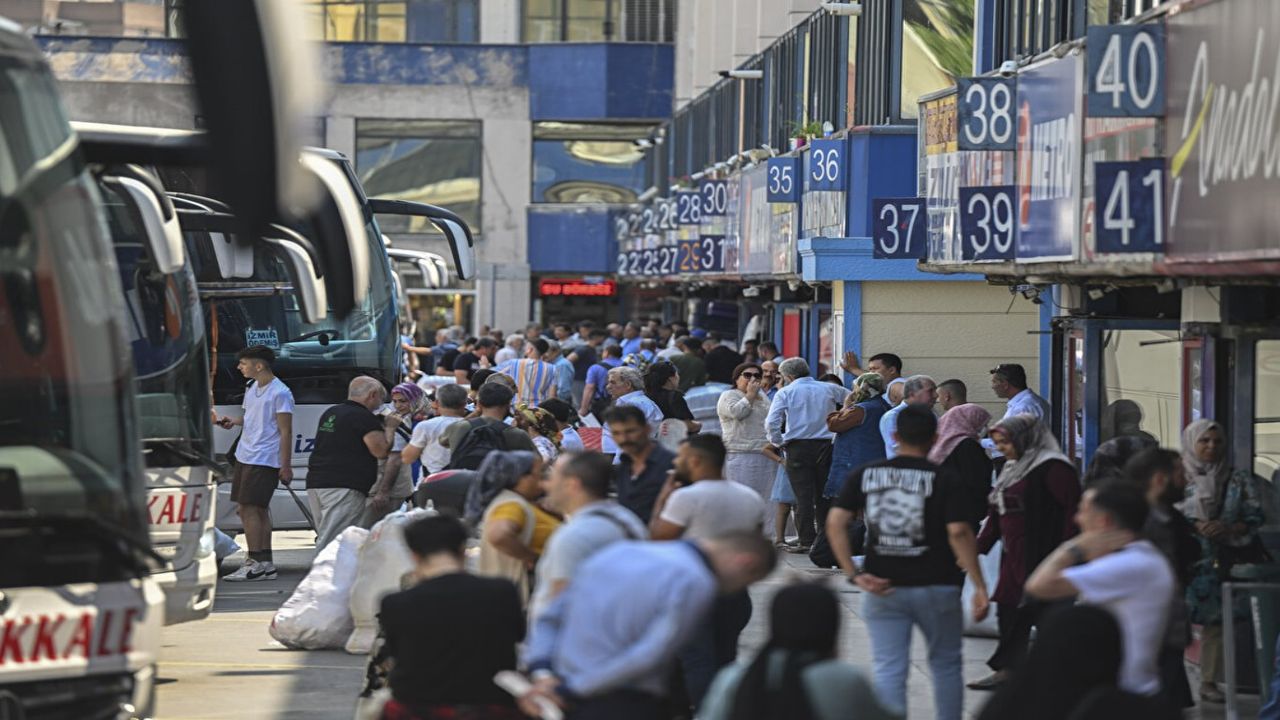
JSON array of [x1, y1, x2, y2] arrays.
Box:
[[222, 560, 278, 582]]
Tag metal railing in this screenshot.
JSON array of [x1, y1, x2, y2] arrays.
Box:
[[1222, 581, 1280, 718]]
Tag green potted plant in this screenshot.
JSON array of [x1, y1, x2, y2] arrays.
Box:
[[789, 120, 824, 149]]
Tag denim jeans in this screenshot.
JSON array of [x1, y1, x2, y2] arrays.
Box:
[[677, 590, 753, 710], [862, 585, 964, 720]]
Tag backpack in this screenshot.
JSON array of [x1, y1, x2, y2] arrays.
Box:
[[446, 419, 510, 471]]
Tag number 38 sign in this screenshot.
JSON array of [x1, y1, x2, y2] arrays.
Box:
[[957, 78, 1016, 151]]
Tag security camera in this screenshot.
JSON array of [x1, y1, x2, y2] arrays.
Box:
[[997, 60, 1018, 77], [743, 286, 762, 298], [690, 170, 706, 181], [787, 280, 802, 291], [821, 2, 862, 15], [633, 138, 654, 149], [822, 121, 835, 136], [719, 69, 764, 80]]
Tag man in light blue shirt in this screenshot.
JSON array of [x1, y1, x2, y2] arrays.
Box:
[[990, 363, 1050, 421], [600, 366, 664, 457], [521, 535, 777, 719], [764, 357, 849, 551], [620, 321, 643, 357], [546, 339, 576, 406], [880, 375, 938, 458]]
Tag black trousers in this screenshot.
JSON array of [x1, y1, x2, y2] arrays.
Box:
[[568, 690, 665, 720], [987, 601, 1039, 672], [1159, 645, 1194, 708], [677, 590, 753, 710], [784, 439, 832, 546]]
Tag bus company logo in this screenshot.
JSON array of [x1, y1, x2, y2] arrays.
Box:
[[293, 435, 317, 454], [0, 608, 140, 665], [147, 491, 205, 526]]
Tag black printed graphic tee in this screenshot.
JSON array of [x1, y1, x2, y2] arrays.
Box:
[[834, 456, 969, 587]]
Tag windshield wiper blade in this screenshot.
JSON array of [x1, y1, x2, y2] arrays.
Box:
[[0, 510, 165, 573], [146, 438, 230, 477]]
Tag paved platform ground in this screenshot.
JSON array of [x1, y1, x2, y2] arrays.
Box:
[[154, 532, 1260, 719]]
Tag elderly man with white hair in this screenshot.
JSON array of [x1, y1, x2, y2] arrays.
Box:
[[600, 365, 664, 456], [764, 357, 850, 552], [879, 374, 938, 459], [306, 376, 402, 550], [495, 334, 525, 365]]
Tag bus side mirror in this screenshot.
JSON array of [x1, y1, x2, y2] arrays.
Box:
[[299, 153, 369, 317], [101, 175, 185, 274], [261, 237, 328, 324], [184, 0, 322, 237], [367, 199, 475, 281]]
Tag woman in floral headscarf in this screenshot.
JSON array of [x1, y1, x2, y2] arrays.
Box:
[[969, 414, 1081, 692], [823, 372, 891, 500], [514, 404, 561, 463], [364, 382, 428, 525], [1178, 419, 1266, 703]]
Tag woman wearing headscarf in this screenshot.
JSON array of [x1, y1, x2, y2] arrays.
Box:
[[699, 583, 899, 720], [929, 403, 994, 530], [823, 373, 891, 501], [465, 450, 560, 604], [718, 363, 776, 535], [1178, 419, 1266, 703], [514, 404, 561, 463], [968, 414, 1081, 691], [364, 382, 428, 526]]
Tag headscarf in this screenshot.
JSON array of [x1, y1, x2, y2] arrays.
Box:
[[463, 450, 538, 525], [1177, 418, 1229, 522], [929, 403, 992, 464], [850, 372, 886, 403], [989, 414, 1071, 514], [391, 382, 427, 415], [728, 583, 840, 720], [515, 403, 562, 446], [977, 605, 1122, 720], [1082, 435, 1157, 487]]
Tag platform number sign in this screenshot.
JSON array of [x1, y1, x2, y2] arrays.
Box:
[[766, 157, 800, 203], [699, 180, 728, 217], [675, 240, 700, 273], [676, 190, 702, 226], [698, 235, 726, 272], [657, 198, 676, 231], [872, 198, 927, 259], [957, 78, 1016, 151], [1087, 25, 1165, 117], [807, 139, 846, 191], [1094, 158, 1165, 254], [959, 186, 1017, 260]]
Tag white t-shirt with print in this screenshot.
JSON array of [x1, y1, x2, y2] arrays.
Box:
[[1062, 540, 1176, 695], [659, 479, 765, 539], [409, 415, 460, 476], [234, 377, 294, 468]]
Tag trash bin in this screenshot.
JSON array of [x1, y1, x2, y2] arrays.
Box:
[[1230, 563, 1280, 701]]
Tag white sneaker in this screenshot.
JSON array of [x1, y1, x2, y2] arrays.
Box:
[[222, 560, 278, 582]]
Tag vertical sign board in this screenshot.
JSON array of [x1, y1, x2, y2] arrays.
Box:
[[1086, 25, 1166, 118], [802, 140, 848, 240], [739, 163, 776, 276], [1093, 158, 1167, 254], [1015, 53, 1084, 262], [872, 198, 928, 259], [699, 178, 733, 275], [1165, 0, 1280, 263]]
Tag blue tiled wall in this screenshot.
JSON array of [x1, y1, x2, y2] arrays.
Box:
[[530, 43, 673, 120], [527, 206, 618, 273]]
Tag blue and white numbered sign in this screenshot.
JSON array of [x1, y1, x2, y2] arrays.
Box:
[[959, 186, 1017, 261], [1094, 158, 1165, 254], [872, 198, 927, 259], [1087, 25, 1165, 117], [675, 239, 701, 273], [807, 139, 846, 191], [699, 180, 728, 217], [698, 235, 726, 272], [766, 158, 801, 203], [675, 190, 702, 226], [957, 78, 1017, 151]]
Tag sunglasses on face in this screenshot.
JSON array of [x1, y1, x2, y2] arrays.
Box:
[[741, 372, 762, 379]]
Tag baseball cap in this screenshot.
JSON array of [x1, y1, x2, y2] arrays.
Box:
[[990, 363, 1027, 388], [690, 328, 708, 340]]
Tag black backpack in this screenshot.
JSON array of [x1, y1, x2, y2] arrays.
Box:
[[446, 419, 510, 471]]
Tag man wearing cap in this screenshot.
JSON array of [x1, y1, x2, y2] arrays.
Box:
[[990, 363, 1050, 422]]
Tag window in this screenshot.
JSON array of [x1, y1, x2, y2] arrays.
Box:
[[1100, 329, 1181, 448], [525, 0, 673, 42], [993, 0, 1086, 64], [532, 122, 650, 203], [1255, 341, 1280, 480], [900, 0, 974, 120], [306, 0, 478, 43], [355, 120, 481, 234], [1087, 0, 1169, 26]]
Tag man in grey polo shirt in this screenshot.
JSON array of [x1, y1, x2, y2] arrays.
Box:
[[530, 451, 648, 622]]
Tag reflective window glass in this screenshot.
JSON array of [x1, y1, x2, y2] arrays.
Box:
[[356, 120, 482, 235], [1255, 341, 1280, 481], [308, 0, 478, 42], [531, 123, 650, 203], [1100, 329, 1181, 448], [899, 0, 974, 120]]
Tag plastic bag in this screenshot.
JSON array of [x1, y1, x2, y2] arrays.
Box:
[[345, 508, 435, 655], [963, 539, 1002, 638], [213, 528, 241, 562], [269, 526, 368, 650]]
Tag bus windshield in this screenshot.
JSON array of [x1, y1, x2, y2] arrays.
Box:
[[185, 224, 398, 406], [102, 188, 213, 468], [0, 51, 148, 557]]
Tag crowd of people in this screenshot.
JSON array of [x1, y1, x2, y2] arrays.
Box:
[[218, 318, 1277, 720]]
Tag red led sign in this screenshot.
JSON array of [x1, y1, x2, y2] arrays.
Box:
[[539, 279, 617, 297]]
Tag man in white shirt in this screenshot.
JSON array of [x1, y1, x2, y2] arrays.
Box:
[[1025, 481, 1176, 696], [530, 452, 648, 622], [879, 375, 938, 458], [403, 383, 469, 478], [215, 345, 294, 582], [991, 363, 1050, 421], [649, 434, 766, 709], [599, 366, 663, 456]]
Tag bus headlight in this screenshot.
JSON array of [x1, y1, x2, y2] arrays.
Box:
[[196, 528, 216, 559]]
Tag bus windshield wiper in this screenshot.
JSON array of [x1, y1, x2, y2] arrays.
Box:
[[0, 509, 165, 574], [145, 437, 230, 477]]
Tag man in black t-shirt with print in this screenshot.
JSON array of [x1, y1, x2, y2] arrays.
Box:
[[825, 404, 989, 720], [307, 376, 400, 550]]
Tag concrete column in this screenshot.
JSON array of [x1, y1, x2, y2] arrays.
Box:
[[480, 0, 521, 43], [675, 0, 698, 107], [837, 281, 862, 383]]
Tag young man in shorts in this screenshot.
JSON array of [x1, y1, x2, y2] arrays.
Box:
[[216, 345, 294, 581]]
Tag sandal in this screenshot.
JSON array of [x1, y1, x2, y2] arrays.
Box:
[[967, 671, 1008, 691]]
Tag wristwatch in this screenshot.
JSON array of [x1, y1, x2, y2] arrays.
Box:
[[1066, 543, 1087, 566]]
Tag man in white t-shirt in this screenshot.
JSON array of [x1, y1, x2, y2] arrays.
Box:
[[403, 383, 469, 478], [649, 434, 765, 710], [1026, 481, 1176, 696], [215, 345, 294, 582]]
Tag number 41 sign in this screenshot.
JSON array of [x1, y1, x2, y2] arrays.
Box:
[[1094, 158, 1165, 254]]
